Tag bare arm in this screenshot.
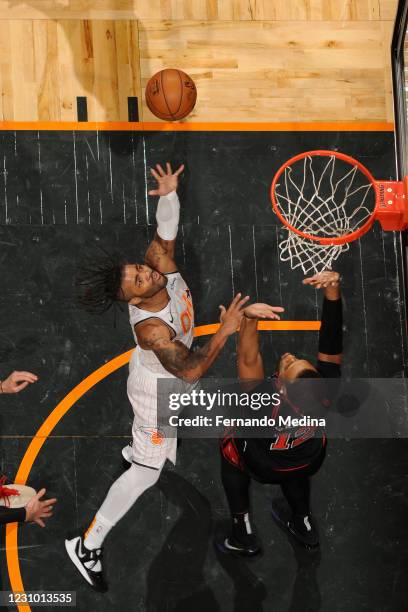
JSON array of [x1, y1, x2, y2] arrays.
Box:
[[136, 293, 250, 382], [145, 163, 184, 274], [145, 231, 177, 274], [237, 303, 285, 380], [238, 317, 265, 380], [137, 322, 230, 382]]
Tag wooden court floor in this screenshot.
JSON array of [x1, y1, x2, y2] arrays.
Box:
[[0, 0, 400, 122]]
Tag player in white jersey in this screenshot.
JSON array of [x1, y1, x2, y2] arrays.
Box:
[[125, 269, 195, 468], [65, 162, 250, 592]]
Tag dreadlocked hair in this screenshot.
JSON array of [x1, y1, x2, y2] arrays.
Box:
[[75, 250, 125, 314]]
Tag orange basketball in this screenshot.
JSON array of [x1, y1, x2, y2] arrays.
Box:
[[145, 69, 197, 121]]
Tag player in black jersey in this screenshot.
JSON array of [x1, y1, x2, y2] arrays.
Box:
[[219, 270, 342, 555]]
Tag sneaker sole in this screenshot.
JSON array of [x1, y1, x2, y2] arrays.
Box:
[[214, 537, 261, 558]]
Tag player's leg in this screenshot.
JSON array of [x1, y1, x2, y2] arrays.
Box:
[[65, 461, 163, 591], [278, 475, 319, 548], [218, 445, 261, 556], [272, 448, 326, 549]]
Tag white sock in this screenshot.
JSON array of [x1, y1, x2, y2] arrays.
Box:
[[84, 462, 163, 550], [84, 513, 113, 550]]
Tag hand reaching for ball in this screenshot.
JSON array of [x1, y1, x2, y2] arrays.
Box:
[[148, 163, 185, 197]]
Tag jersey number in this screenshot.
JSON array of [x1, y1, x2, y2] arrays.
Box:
[[270, 427, 315, 450]]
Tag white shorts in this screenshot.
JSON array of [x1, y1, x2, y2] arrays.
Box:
[[127, 365, 177, 469]]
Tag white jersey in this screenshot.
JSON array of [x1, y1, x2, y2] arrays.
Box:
[[128, 271, 194, 377], [127, 271, 194, 469]]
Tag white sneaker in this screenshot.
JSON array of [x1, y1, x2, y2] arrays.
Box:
[[65, 535, 108, 592], [121, 441, 133, 464]]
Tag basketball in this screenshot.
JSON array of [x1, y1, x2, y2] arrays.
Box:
[[145, 69, 197, 121]]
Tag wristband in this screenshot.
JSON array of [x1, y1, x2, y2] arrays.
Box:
[[156, 191, 180, 241]]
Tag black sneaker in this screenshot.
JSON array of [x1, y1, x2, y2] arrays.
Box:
[[65, 535, 108, 592], [271, 500, 319, 550], [220, 532, 261, 557], [217, 512, 261, 557], [288, 514, 319, 549]]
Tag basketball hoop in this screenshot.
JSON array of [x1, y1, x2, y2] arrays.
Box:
[[270, 150, 408, 274]]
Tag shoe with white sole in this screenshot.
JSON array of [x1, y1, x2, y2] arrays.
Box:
[[65, 534, 108, 592], [216, 512, 261, 557], [219, 532, 261, 557]]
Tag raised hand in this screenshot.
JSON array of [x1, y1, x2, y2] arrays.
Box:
[[243, 303, 285, 320], [148, 162, 185, 196], [303, 271, 340, 289], [219, 293, 250, 335], [1, 371, 38, 394], [25, 488, 57, 527]]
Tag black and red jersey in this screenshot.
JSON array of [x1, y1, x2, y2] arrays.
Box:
[[221, 359, 341, 478], [221, 295, 343, 478]]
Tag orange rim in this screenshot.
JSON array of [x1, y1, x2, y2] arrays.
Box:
[[270, 149, 379, 245]]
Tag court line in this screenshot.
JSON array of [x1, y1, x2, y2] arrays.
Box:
[[5, 319, 320, 611], [0, 121, 394, 132], [195, 321, 320, 335]]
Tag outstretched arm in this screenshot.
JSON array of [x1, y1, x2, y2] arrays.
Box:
[[0, 488, 56, 526], [145, 162, 184, 274], [237, 304, 285, 380], [303, 271, 343, 365], [136, 294, 250, 382]]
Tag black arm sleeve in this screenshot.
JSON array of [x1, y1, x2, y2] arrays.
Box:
[[0, 506, 26, 525], [318, 297, 343, 355]]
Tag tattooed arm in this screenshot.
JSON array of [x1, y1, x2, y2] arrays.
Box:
[[145, 162, 184, 274], [136, 294, 250, 382], [137, 324, 228, 382], [145, 232, 178, 274]]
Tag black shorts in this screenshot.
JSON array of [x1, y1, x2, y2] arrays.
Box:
[[220, 436, 327, 484]]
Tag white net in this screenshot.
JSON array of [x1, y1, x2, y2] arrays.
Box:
[[278, 232, 348, 275], [274, 154, 375, 274]]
